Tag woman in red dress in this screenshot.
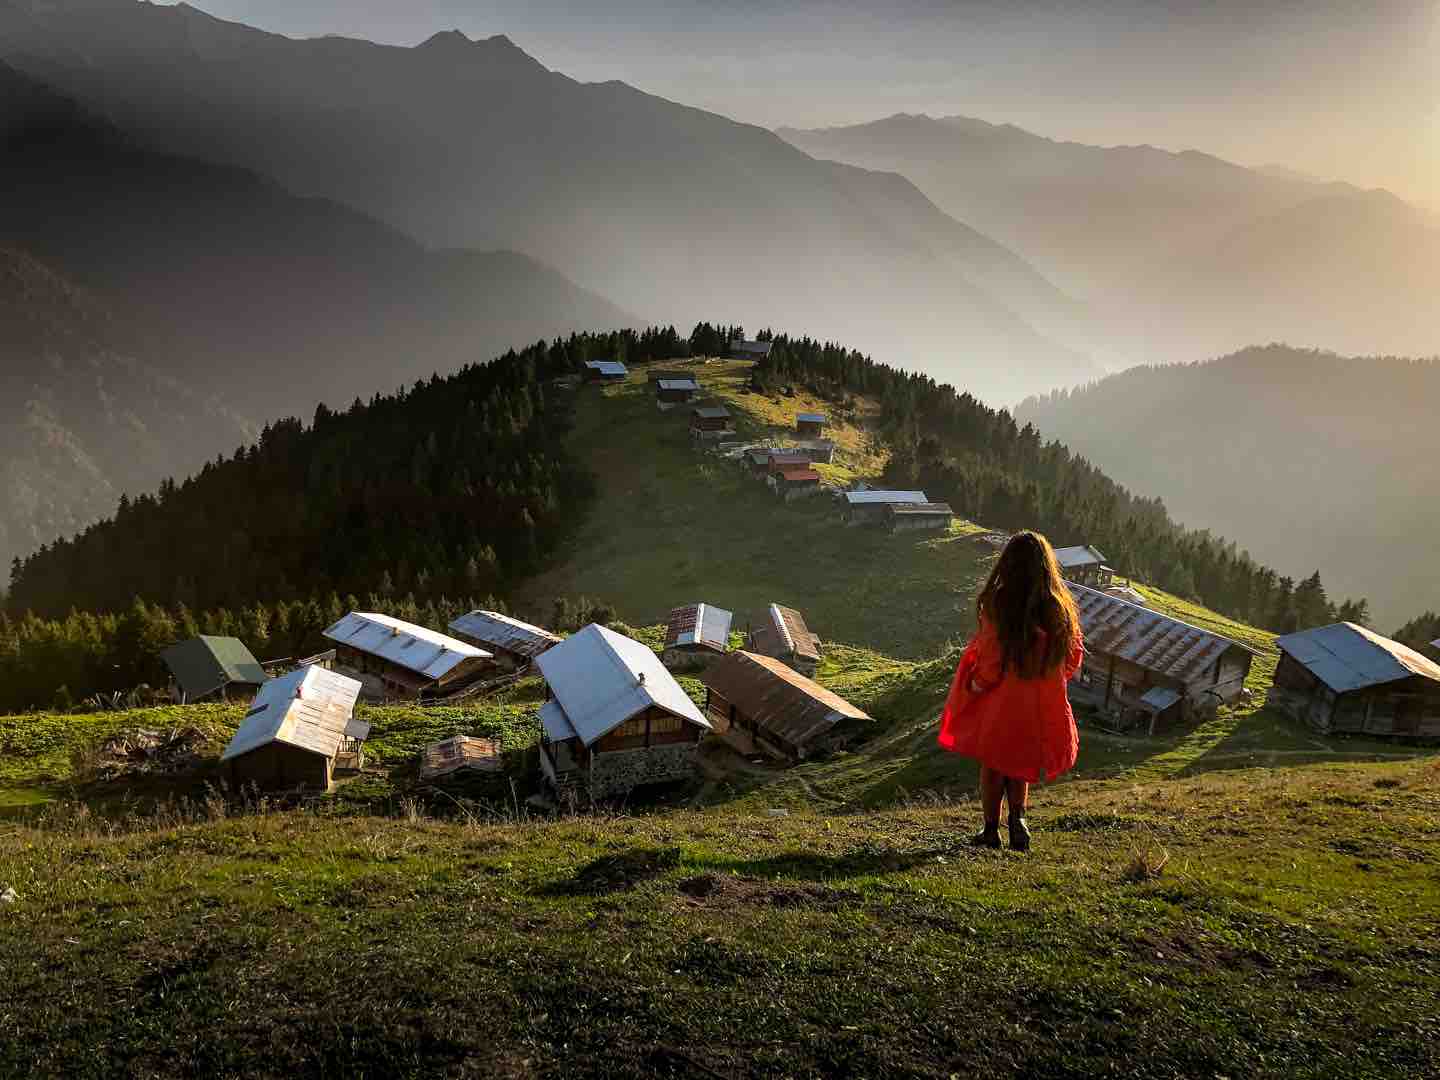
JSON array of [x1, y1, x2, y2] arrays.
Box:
[[938, 530, 1084, 851]]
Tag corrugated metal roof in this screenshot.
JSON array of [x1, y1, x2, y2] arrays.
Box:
[[584, 360, 628, 375], [692, 405, 731, 419], [1139, 686, 1183, 712], [1070, 583, 1254, 682], [776, 468, 821, 482], [666, 603, 734, 652], [753, 604, 821, 663], [161, 636, 267, 700], [1054, 545, 1107, 569], [221, 666, 363, 763], [796, 412, 827, 424], [324, 612, 490, 680], [534, 624, 710, 747], [887, 502, 954, 516], [730, 340, 772, 356], [1275, 622, 1440, 693], [540, 699, 578, 742], [844, 490, 928, 505], [657, 379, 700, 391], [702, 650, 868, 749], [447, 610, 561, 658]]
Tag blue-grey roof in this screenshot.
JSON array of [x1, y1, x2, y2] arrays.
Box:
[[447, 610, 561, 658], [1054, 545, 1107, 569], [796, 412, 827, 424], [1139, 686, 1183, 713], [1276, 623, 1440, 693], [844, 490, 927, 505], [657, 378, 700, 392], [324, 612, 489, 680], [692, 405, 731, 419], [585, 360, 628, 376], [534, 624, 709, 747]]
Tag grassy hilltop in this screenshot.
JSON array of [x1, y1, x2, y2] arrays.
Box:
[[2, 357, 1439, 1076]]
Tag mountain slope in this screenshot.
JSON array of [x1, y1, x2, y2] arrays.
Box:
[[1015, 345, 1440, 629], [0, 247, 255, 580], [0, 60, 632, 422], [0, 1, 1096, 403], [779, 113, 1438, 361]]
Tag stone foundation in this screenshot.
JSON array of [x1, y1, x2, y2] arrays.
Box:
[[589, 743, 698, 798]]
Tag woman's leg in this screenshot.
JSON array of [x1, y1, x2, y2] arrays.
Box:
[[971, 766, 1004, 846], [1005, 776, 1031, 851]]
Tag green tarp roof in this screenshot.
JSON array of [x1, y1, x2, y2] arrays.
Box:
[[160, 636, 266, 700]]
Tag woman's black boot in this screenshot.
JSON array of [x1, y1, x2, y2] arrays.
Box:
[[1008, 812, 1031, 852], [970, 823, 1002, 849]]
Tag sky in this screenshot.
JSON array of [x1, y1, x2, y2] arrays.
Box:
[[161, 1, 1439, 207]]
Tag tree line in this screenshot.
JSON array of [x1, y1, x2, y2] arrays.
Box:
[[754, 335, 1368, 633]]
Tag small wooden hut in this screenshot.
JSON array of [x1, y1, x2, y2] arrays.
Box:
[[728, 340, 772, 359], [700, 650, 868, 762], [447, 610, 562, 671], [885, 502, 954, 532], [663, 603, 734, 670], [689, 405, 734, 441], [583, 360, 628, 382], [1054, 545, 1113, 588], [748, 603, 822, 677], [535, 624, 712, 799], [1270, 623, 1440, 738], [220, 666, 368, 792], [771, 466, 822, 502], [160, 635, 267, 704], [655, 378, 701, 407], [841, 489, 928, 525], [795, 412, 827, 438]]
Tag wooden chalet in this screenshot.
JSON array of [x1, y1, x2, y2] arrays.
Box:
[[771, 465, 822, 502], [663, 603, 734, 670], [535, 624, 712, 799], [700, 650, 868, 762], [689, 404, 734, 441], [447, 610, 562, 671], [1270, 623, 1440, 739], [794, 438, 836, 464], [795, 412, 827, 438], [160, 635, 267, 704], [324, 612, 492, 701], [1054, 545, 1113, 588], [729, 339, 772, 359], [842, 489, 928, 525], [885, 501, 954, 532], [1068, 584, 1255, 733], [583, 360, 628, 382], [655, 377, 701, 407], [748, 603, 822, 677], [221, 666, 368, 792]]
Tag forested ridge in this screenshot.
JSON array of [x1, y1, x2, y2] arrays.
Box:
[[754, 337, 1366, 632]]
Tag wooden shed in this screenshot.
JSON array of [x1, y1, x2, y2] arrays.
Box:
[[689, 404, 734, 441], [160, 635, 267, 704], [535, 624, 712, 799], [771, 466, 822, 502], [700, 650, 868, 762], [748, 603, 822, 677], [842, 489, 928, 525], [583, 360, 628, 382], [1270, 623, 1440, 738], [885, 501, 954, 533], [220, 666, 367, 793], [728, 340, 772, 359], [447, 610, 562, 671], [663, 603, 734, 671], [1067, 584, 1255, 733], [1054, 545, 1114, 588], [795, 412, 827, 438], [655, 378, 701, 407], [324, 612, 493, 701]]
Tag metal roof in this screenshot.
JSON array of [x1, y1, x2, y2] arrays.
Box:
[[584, 360, 628, 375], [796, 412, 827, 424], [844, 490, 928, 505], [1275, 623, 1440, 694], [701, 650, 868, 749], [752, 604, 821, 663], [657, 378, 700, 391], [1054, 545, 1107, 569], [1070, 583, 1254, 683], [160, 636, 267, 700], [730, 340, 772, 356], [665, 603, 734, 652], [776, 468, 821, 482], [324, 612, 490, 680], [534, 624, 710, 747], [692, 405, 731, 419], [447, 610, 561, 659], [1139, 686, 1183, 713], [221, 665, 363, 763], [886, 502, 953, 516]]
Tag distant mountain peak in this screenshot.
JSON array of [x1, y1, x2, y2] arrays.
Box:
[[418, 28, 473, 49]]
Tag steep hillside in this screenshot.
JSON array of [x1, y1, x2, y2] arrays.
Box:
[[0, 60, 631, 421], [779, 113, 1438, 362], [0, 1, 1097, 403], [1015, 346, 1440, 629], [0, 247, 253, 576]]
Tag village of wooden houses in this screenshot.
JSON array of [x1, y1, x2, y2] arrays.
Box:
[[138, 343, 1440, 806]]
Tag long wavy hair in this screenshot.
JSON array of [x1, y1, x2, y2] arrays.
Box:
[[976, 530, 1082, 679]]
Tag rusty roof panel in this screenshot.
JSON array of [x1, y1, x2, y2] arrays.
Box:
[[701, 650, 867, 748], [666, 603, 733, 652], [1070, 583, 1253, 683], [448, 610, 561, 659]]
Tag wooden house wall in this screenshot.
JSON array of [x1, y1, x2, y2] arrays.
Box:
[[592, 705, 704, 753], [227, 743, 333, 793], [797, 420, 824, 437]]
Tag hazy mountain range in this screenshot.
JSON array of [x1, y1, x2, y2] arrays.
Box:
[[1015, 345, 1440, 629], [0, 0, 1098, 404], [780, 114, 1440, 362]]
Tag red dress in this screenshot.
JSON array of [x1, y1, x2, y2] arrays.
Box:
[[937, 619, 1083, 783]]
